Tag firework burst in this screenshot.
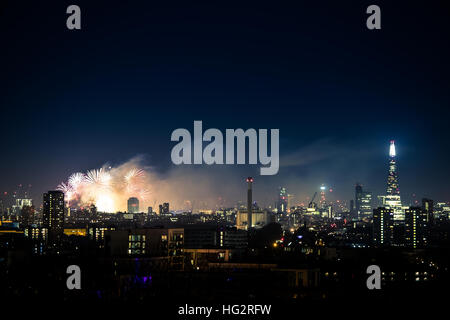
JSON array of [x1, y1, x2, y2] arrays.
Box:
[[68, 172, 85, 190], [124, 168, 145, 193], [84, 168, 111, 188], [125, 168, 145, 182], [57, 182, 74, 202], [57, 165, 152, 212]]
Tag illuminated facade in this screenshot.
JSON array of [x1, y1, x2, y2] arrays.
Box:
[[373, 207, 394, 246], [127, 197, 139, 213], [381, 141, 404, 222], [277, 187, 288, 214], [319, 185, 327, 209], [63, 228, 86, 236], [247, 177, 253, 228], [422, 198, 434, 224], [435, 202, 450, 221], [404, 207, 429, 248], [43, 191, 65, 254], [24, 226, 47, 255], [236, 209, 268, 230], [11, 198, 33, 215], [387, 140, 400, 195], [107, 228, 184, 255], [355, 184, 372, 219], [88, 225, 116, 248]]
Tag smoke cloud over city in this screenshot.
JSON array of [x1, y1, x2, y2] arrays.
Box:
[[55, 137, 392, 213]]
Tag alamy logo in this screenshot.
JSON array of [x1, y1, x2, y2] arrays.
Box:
[[66, 265, 81, 290], [170, 121, 279, 175], [366, 5, 381, 30], [366, 265, 381, 289], [66, 5, 81, 30]]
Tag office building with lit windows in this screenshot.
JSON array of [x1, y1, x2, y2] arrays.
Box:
[[43, 191, 65, 254], [355, 184, 372, 219], [236, 209, 268, 230], [88, 225, 116, 249], [422, 198, 434, 225], [435, 202, 450, 221], [405, 207, 429, 248], [373, 207, 394, 246], [106, 228, 184, 256], [24, 226, 48, 255], [184, 227, 247, 249]]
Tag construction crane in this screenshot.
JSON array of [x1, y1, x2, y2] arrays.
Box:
[[308, 191, 317, 208]]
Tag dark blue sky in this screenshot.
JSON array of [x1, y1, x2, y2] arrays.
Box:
[[1, 1, 449, 207]]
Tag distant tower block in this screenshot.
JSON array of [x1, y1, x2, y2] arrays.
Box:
[[277, 187, 288, 214], [127, 197, 139, 213], [43, 191, 65, 254], [246, 177, 253, 229]]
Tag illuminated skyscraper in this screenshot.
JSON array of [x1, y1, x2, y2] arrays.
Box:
[[380, 140, 404, 222], [277, 187, 287, 214], [127, 197, 139, 213], [422, 198, 434, 225], [319, 185, 327, 208], [247, 177, 253, 228], [355, 184, 372, 219], [405, 207, 429, 248], [43, 191, 65, 254], [387, 140, 400, 195], [373, 207, 394, 246]]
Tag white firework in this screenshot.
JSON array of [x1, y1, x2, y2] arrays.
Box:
[[68, 172, 85, 191], [56, 182, 74, 202], [84, 168, 111, 188], [124, 168, 145, 192], [125, 168, 145, 183], [58, 164, 152, 212]]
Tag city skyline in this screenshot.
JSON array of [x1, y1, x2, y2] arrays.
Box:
[[0, 140, 445, 212]]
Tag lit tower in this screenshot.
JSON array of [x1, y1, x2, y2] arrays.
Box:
[[319, 185, 327, 208], [379, 140, 403, 223], [387, 140, 400, 195], [277, 187, 288, 213], [127, 197, 140, 213], [43, 191, 65, 254], [247, 177, 253, 229]]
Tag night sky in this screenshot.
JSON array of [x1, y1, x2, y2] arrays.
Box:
[[1, 1, 449, 208]]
